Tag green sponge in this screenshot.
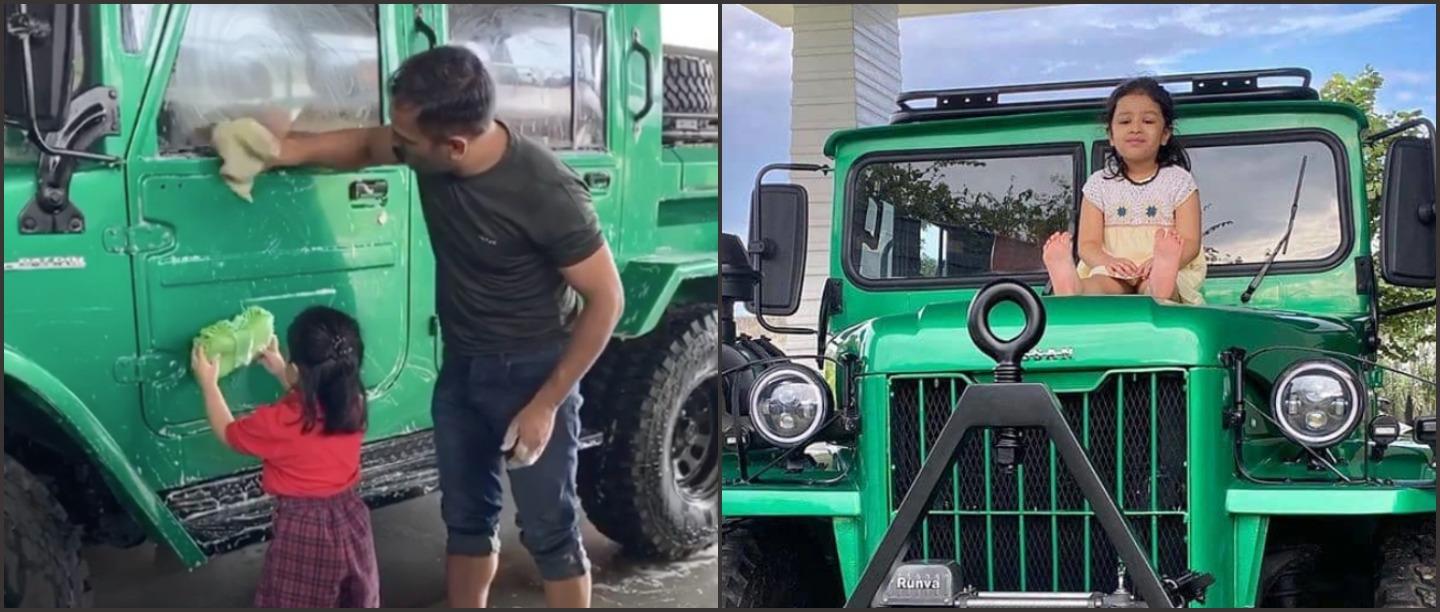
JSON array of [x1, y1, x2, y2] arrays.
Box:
[[194, 306, 275, 379]]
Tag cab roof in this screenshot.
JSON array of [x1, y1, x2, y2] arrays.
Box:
[[891, 67, 1317, 124], [823, 68, 1370, 158]]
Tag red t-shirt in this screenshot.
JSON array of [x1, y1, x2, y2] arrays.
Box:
[[225, 390, 363, 498]]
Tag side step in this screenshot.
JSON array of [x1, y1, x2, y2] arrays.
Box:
[[166, 427, 608, 556], [164, 430, 439, 555]]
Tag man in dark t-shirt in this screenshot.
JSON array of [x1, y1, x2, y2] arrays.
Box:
[[416, 124, 604, 354], [260, 47, 622, 608]]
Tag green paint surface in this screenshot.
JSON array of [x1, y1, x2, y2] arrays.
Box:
[[723, 93, 1436, 607], [5, 4, 716, 568]]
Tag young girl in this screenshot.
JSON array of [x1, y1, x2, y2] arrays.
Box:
[[1043, 77, 1207, 303], [190, 306, 379, 608]]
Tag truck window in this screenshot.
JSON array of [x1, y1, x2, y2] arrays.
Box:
[[849, 150, 1077, 281], [121, 4, 155, 53], [1184, 138, 1342, 267], [449, 5, 606, 151], [158, 4, 382, 156], [4, 5, 98, 162]]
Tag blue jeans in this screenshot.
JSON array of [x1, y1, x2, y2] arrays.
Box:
[[431, 344, 589, 581]]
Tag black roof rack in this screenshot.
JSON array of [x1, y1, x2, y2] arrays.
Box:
[[892, 67, 1315, 125]]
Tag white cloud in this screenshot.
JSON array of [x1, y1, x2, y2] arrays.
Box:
[[1383, 69, 1434, 85], [1396, 91, 1416, 103], [722, 5, 791, 91], [1253, 3, 1419, 36], [1136, 49, 1199, 72], [1079, 4, 1422, 49], [896, 4, 1434, 92], [1041, 60, 1079, 75], [1173, 4, 1232, 36]]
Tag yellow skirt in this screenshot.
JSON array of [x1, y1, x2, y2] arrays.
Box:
[[1075, 225, 1207, 304]]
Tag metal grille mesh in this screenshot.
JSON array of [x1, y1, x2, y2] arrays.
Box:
[[888, 372, 1189, 592]]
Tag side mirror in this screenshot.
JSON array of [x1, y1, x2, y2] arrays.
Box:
[[4, 4, 79, 132], [1379, 137, 1436, 288], [747, 183, 809, 316]]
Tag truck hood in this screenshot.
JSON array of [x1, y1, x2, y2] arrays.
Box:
[[831, 295, 1363, 375]]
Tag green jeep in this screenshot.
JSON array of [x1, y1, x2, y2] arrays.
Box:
[[4, 4, 718, 606], [720, 68, 1435, 608]]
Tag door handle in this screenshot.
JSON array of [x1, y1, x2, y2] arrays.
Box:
[[629, 29, 654, 122], [583, 172, 612, 190], [349, 179, 389, 202]]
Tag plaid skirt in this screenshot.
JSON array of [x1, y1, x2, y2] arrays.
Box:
[[255, 490, 380, 608]]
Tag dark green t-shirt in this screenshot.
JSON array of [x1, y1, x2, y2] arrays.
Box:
[[416, 125, 603, 355]]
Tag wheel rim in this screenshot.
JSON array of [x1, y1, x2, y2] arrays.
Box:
[[668, 375, 720, 503]]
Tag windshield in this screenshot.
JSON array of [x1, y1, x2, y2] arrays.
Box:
[[849, 148, 1078, 282], [1186, 138, 1343, 267], [847, 135, 1345, 284]]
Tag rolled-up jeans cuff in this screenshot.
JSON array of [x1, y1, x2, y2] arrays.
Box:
[[534, 544, 591, 581], [446, 530, 501, 557]]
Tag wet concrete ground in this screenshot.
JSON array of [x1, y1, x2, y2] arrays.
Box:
[[84, 487, 717, 608]]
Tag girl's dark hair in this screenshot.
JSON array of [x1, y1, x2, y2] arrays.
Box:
[[286, 306, 366, 435], [1102, 77, 1191, 183]]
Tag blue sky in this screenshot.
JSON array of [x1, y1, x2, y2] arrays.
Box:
[[722, 3, 1438, 237]]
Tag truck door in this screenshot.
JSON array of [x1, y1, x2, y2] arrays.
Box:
[[126, 4, 419, 436], [443, 4, 627, 246]]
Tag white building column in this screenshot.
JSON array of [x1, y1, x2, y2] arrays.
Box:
[[777, 4, 901, 353]]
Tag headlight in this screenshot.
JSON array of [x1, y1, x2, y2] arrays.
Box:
[[748, 364, 831, 447], [1271, 359, 1365, 448]]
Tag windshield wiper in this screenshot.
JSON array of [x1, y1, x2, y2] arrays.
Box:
[[1241, 155, 1308, 303]]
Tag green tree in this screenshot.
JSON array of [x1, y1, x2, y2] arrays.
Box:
[[1320, 66, 1436, 368]]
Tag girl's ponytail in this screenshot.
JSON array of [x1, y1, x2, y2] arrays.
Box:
[[287, 307, 368, 435]]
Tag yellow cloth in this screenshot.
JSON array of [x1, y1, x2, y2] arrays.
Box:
[[212, 118, 279, 202], [1076, 224, 1208, 304]]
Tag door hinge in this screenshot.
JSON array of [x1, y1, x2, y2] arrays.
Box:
[[104, 224, 175, 255], [114, 352, 186, 384], [17, 86, 121, 236], [1355, 255, 1375, 294]]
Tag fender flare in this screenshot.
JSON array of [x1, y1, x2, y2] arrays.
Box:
[[614, 254, 717, 338], [1228, 488, 1437, 607], [4, 346, 206, 567]]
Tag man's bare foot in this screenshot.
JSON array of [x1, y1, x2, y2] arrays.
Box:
[[1148, 228, 1183, 300], [1043, 232, 1081, 295]]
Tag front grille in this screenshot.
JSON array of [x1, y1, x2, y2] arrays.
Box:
[[888, 371, 1188, 593]]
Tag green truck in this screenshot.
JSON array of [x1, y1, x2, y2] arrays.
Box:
[[720, 68, 1435, 608], [4, 4, 718, 606]]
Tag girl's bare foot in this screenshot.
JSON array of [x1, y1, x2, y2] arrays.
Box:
[[1043, 232, 1081, 295], [1148, 228, 1183, 300]]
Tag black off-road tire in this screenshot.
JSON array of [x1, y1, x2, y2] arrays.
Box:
[[663, 54, 716, 115], [579, 305, 719, 561], [721, 519, 842, 608], [4, 455, 91, 607], [1375, 516, 1436, 607], [1258, 543, 1321, 607]]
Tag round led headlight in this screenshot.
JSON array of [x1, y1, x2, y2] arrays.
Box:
[[747, 364, 832, 447], [1271, 359, 1365, 448]]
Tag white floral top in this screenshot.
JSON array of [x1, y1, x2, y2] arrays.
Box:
[[1081, 165, 1198, 226]]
